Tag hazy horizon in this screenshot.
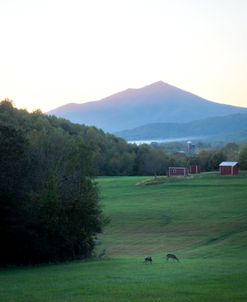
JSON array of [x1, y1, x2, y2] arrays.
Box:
[[1, 0, 247, 112]]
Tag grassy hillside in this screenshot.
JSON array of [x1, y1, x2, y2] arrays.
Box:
[[98, 174, 247, 258], [1, 173, 247, 302]]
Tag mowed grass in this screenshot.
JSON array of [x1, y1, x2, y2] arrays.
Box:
[[99, 173, 247, 258], [1, 173, 247, 302]]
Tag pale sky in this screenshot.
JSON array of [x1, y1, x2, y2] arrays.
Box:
[[0, 0, 247, 112]]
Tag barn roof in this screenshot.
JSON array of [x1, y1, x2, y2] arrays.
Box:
[[219, 161, 238, 167], [168, 167, 187, 169]]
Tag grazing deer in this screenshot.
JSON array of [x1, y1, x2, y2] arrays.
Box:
[[144, 256, 152, 264], [166, 253, 179, 262]]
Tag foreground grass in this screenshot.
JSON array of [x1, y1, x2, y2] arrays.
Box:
[[1, 257, 246, 302], [1, 173, 247, 301]]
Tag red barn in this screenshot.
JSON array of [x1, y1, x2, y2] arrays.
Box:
[[219, 162, 240, 175], [168, 167, 188, 177], [189, 165, 200, 174]]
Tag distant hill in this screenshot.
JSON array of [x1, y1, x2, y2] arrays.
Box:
[[48, 81, 247, 132], [116, 113, 247, 142]]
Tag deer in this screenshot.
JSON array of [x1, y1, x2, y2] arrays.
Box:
[[144, 256, 152, 264], [166, 253, 179, 262]]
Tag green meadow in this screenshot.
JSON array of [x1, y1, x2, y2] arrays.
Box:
[[1, 173, 247, 301]]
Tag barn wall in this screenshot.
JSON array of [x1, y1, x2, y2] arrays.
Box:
[[220, 165, 239, 175], [220, 166, 232, 175], [190, 166, 200, 174]]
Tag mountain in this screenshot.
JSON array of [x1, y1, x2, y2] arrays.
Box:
[[48, 81, 247, 132], [116, 113, 247, 142]]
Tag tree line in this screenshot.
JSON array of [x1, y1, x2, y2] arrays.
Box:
[[1, 100, 247, 265], [0, 100, 106, 265]]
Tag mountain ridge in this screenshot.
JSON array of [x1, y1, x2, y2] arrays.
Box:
[[48, 81, 247, 132], [115, 113, 247, 142]]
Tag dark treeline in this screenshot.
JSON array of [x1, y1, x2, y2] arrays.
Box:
[[1, 100, 247, 265], [0, 100, 106, 265], [0, 100, 194, 178], [1, 100, 246, 178]]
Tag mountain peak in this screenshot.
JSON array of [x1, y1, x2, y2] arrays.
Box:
[[139, 81, 184, 96], [148, 80, 166, 86], [142, 81, 172, 90]]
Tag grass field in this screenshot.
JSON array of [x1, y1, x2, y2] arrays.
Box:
[[1, 173, 247, 301]]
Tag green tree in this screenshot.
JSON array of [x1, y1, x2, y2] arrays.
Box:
[[26, 128, 104, 263], [0, 101, 106, 265], [222, 142, 239, 161], [197, 150, 211, 171], [208, 151, 226, 171], [239, 143, 247, 170], [0, 125, 30, 265], [133, 144, 169, 176]]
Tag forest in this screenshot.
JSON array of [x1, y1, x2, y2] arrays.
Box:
[[1, 99, 247, 265]]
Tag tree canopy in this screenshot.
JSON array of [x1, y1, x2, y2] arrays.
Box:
[[0, 101, 105, 265]]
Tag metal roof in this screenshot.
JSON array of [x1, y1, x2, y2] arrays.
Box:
[[219, 161, 239, 167], [168, 167, 187, 169]]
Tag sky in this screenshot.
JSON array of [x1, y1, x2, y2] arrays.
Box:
[[0, 0, 247, 112]]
